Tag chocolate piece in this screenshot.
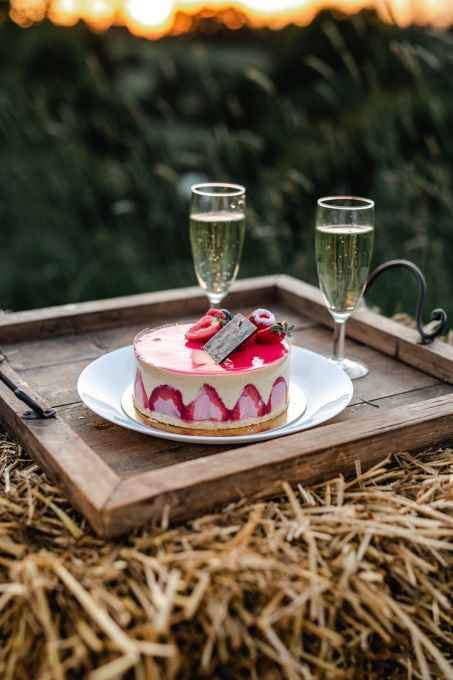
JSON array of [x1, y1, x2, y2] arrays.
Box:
[[203, 314, 256, 364]]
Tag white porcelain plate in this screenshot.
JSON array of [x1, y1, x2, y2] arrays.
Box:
[[77, 345, 353, 445]]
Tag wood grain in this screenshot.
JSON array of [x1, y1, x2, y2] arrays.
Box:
[[1, 332, 104, 371], [56, 402, 231, 478], [1, 275, 453, 537], [104, 394, 453, 534], [293, 326, 439, 405], [0, 276, 279, 342], [0, 359, 119, 534], [333, 382, 453, 422], [277, 275, 453, 382], [16, 359, 95, 407]]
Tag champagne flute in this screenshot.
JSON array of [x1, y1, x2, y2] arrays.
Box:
[[190, 183, 246, 308], [315, 196, 375, 379]]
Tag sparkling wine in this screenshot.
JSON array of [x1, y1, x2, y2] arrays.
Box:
[[315, 223, 374, 321], [190, 211, 245, 304]]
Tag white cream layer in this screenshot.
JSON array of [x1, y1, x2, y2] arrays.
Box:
[[136, 354, 289, 410]]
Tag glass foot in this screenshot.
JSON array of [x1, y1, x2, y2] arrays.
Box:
[[329, 357, 368, 380]]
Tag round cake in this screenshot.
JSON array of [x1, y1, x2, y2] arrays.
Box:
[[133, 321, 290, 431]]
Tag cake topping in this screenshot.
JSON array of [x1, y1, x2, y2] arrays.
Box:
[[248, 308, 276, 330], [206, 308, 228, 326], [203, 314, 257, 364], [220, 308, 233, 321], [185, 315, 222, 342], [256, 321, 294, 345], [184, 306, 293, 352], [135, 323, 288, 374]]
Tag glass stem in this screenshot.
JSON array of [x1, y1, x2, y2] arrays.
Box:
[[332, 320, 346, 361], [208, 293, 224, 308]]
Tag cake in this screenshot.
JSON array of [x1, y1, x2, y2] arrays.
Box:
[[132, 307, 293, 432]]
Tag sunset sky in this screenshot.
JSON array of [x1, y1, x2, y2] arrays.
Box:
[[9, 0, 453, 38]]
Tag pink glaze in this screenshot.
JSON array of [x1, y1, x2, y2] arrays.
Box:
[[134, 377, 288, 423], [135, 323, 288, 375]]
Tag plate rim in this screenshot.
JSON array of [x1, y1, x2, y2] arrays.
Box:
[[77, 344, 354, 445]]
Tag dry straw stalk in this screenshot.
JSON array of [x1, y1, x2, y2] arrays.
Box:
[[0, 432, 452, 678]]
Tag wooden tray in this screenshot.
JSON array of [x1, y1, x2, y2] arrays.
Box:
[[1, 275, 453, 538]]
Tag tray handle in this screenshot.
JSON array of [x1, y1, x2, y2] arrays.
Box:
[[0, 355, 56, 420], [365, 259, 447, 345]]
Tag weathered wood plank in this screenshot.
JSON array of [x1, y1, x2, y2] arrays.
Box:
[[16, 359, 95, 407], [1, 274, 452, 538], [104, 394, 453, 535], [0, 360, 120, 534], [277, 275, 453, 382], [333, 382, 453, 422], [57, 379, 453, 481], [56, 403, 231, 478], [0, 276, 280, 342], [293, 327, 438, 405], [1, 332, 104, 371]]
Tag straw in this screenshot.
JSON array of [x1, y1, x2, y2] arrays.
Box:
[[0, 430, 452, 678]]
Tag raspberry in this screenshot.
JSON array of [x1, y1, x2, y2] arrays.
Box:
[[248, 308, 276, 331]]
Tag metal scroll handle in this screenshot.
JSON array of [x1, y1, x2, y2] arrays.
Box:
[[0, 354, 56, 420], [364, 259, 447, 345]]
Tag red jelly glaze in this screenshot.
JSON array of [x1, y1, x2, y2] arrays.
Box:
[[135, 323, 288, 375]]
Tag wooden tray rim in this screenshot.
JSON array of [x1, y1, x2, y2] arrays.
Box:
[[1, 274, 452, 537]]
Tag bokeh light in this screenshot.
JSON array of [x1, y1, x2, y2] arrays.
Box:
[[9, 0, 453, 35]]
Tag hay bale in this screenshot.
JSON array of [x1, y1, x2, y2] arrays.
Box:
[[0, 430, 452, 678]]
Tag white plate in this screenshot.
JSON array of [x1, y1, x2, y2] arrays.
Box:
[[77, 345, 353, 445]]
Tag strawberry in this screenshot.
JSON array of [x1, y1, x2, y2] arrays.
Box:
[[185, 315, 222, 342], [267, 377, 288, 412], [255, 321, 294, 345], [231, 384, 266, 420], [185, 384, 229, 422], [134, 370, 148, 409], [248, 308, 276, 330], [148, 385, 184, 418], [206, 308, 228, 326]]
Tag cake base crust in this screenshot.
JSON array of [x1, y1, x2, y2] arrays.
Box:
[[128, 393, 289, 436]]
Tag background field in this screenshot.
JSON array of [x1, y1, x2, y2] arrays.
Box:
[[1, 9, 452, 322]]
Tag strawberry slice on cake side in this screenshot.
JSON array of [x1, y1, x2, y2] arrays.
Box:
[[184, 384, 229, 424]]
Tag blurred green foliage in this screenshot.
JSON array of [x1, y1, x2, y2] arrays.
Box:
[[0, 11, 452, 323]]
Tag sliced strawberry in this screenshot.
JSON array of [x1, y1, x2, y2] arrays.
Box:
[[134, 370, 148, 409], [149, 385, 184, 418], [267, 377, 288, 413], [231, 384, 266, 421], [255, 328, 281, 345], [256, 320, 294, 345], [248, 308, 276, 331], [185, 384, 229, 422], [185, 315, 222, 342], [206, 308, 228, 326]]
